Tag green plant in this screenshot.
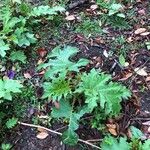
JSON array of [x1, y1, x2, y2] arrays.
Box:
[[39, 46, 131, 145], [6, 117, 18, 128], [0, 1, 65, 57], [0, 79, 23, 101], [97, 0, 125, 18], [101, 136, 130, 150], [145, 42, 150, 50], [1, 143, 12, 150], [10, 50, 27, 63], [91, 108, 107, 131], [75, 18, 103, 36], [96, 0, 129, 29], [101, 135, 150, 150]]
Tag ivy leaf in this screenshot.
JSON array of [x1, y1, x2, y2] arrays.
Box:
[[51, 100, 89, 145], [76, 69, 131, 115], [42, 74, 71, 101], [10, 51, 27, 63], [6, 117, 18, 128], [101, 136, 130, 150], [0, 40, 10, 57], [39, 46, 89, 79]]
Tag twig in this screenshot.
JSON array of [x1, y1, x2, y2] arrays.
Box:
[[86, 139, 103, 142], [131, 118, 150, 121], [55, 125, 67, 131], [18, 122, 101, 150], [18, 122, 62, 135]]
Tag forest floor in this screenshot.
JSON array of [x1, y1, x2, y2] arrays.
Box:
[[1, 0, 150, 149]]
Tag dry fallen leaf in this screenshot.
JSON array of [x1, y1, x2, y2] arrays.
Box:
[[146, 76, 150, 82], [119, 72, 133, 81], [134, 67, 148, 76], [24, 72, 32, 79], [90, 4, 98, 10], [127, 37, 133, 43], [38, 70, 45, 75], [38, 115, 49, 119], [140, 32, 150, 36], [36, 131, 49, 139], [65, 15, 76, 21], [37, 127, 47, 132], [37, 48, 47, 58], [138, 9, 146, 15], [103, 50, 109, 58], [127, 128, 132, 138], [142, 121, 150, 126], [106, 124, 117, 136], [134, 28, 147, 35], [37, 58, 43, 65]]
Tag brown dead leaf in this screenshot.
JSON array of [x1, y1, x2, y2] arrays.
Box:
[[134, 67, 148, 76], [146, 76, 150, 82], [38, 115, 49, 119], [36, 131, 49, 139], [38, 70, 45, 75], [127, 128, 132, 138], [37, 127, 47, 132], [35, 34, 40, 39], [148, 127, 150, 133], [108, 128, 117, 136], [37, 48, 47, 58], [103, 50, 108, 58], [138, 9, 146, 15], [119, 72, 133, 81], [90, 4, 98, 10], [127, 37, 133, 43], [37, 58, 43, 65], [106, 124, 117, 136], [134, 28, 147, 35], [24, 72, 32, 79], [142, 121, 150, 126], [140, 32, 150, 36], [65, 15, 76, 21]]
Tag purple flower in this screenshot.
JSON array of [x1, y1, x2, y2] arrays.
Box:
[[7, 70, 15, 79]]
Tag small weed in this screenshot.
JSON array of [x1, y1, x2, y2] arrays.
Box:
[[39, 45, 131, 145], [75, 18, 103, 36]]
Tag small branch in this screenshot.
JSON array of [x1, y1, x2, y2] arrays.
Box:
[[18, 122, 101, 150], [131, 117, 150, 121], [55, 125, 67, 131], [18, 122, 62, 135], [86, 139, 103, 142]]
